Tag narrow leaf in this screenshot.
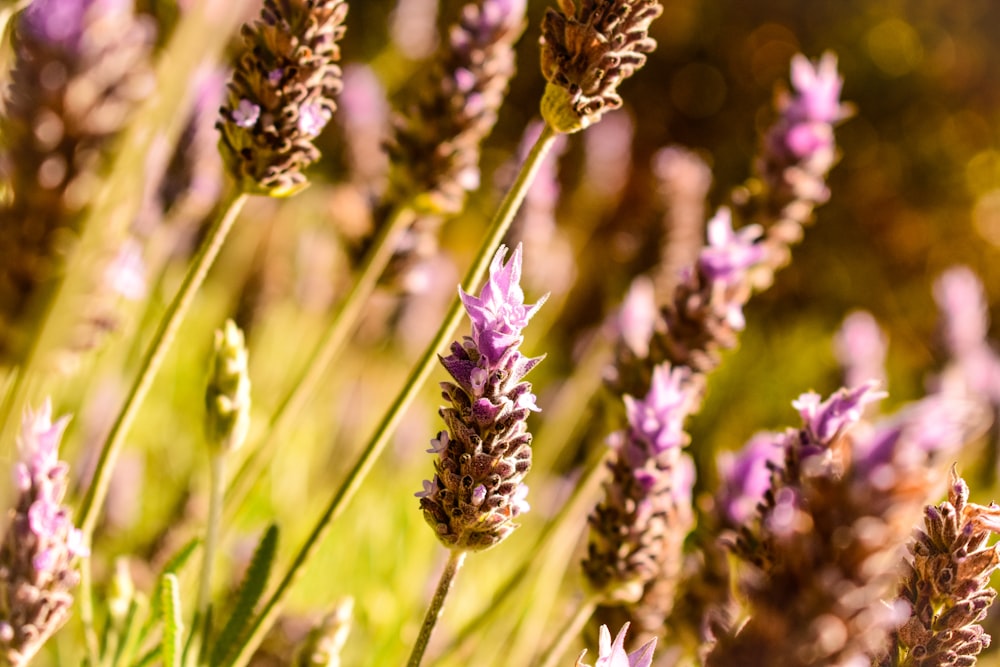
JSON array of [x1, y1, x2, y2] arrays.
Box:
[[210, 524, 279, 667], [141, 537, 201, 646], [160, 574, 183, 667]]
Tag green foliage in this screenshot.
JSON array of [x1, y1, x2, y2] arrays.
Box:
[[160, 575, 183, 667], [210, 524, 279, 667]]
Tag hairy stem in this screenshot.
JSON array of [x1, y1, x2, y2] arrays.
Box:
[[407, 550, 467, 667]]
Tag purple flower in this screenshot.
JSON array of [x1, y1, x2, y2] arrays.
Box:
[[792, 380, 886, 447], [458, 244, 547, 369], [576, 623, 656, 667], [232, 99, 261, 128], [623, 365, 696, 454], [834, 310, 888, 390], [934, 266, 989, 359], [717, 432, 785, 526], [419, 244, 545, 551], [1, 400, 87, 664], [787, 52, 848, 125], [698, 208, 764, 285], [614, 276, 657, 358], [298, 101, 333, 137], [21, 0, 128, 48]]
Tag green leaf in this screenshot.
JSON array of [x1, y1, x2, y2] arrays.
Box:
[[160, 574, 183, 667], [140, 537, 201, 647], [210, 524, 279, 667]]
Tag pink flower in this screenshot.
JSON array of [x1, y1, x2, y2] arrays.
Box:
[[576, 623, 656, 667]]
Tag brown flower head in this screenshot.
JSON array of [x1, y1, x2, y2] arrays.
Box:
[[889, 472, 1000, 666], [218, 0, 347, 197], [539, 0, 662, 133]]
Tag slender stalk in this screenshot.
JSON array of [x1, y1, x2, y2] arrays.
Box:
[[536, 596, 599, 667], [79, 558, 102, 667], [224, 205, 417, 512], [194, 451, 226, 660], [407, 550, 467, 667], [440, 439, 609, 663], [77, 192, 248, 539], [228, 123, 560, 667]]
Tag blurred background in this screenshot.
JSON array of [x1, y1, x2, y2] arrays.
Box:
[[7, 0, 1000, 664]]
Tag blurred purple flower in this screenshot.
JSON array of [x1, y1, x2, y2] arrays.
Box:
[[698, 208, 764, 286], [624, 365, 696, 454], [834, 310, 888, 390], [792, 380, 886, 447], [614, 276, 657, 358], [934, 266, 989, 359], [717, 432, 785, 527], [576, 622, 656, 667], [0, 400, 87, 665], [787, 52, 849, 125]]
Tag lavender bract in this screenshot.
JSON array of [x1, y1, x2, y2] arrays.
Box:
[[0, 401, 87, 666], [576, 623, 656, 667], [417, 244, 546, 551]]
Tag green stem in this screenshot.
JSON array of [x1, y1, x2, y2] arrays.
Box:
[[193, 451, 226, 664], [407, 550, 467, 667], [77, 192, 248, 539], [79, 556, 102, 667], [536, 596, 599, 667], [224, 205, 417, 512], [228, 123, 560, 667]]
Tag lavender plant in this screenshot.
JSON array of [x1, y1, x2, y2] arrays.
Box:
[[0, 1, 995, 666], [0, 401, 86, 666]]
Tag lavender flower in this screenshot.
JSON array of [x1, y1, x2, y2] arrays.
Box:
[[0, 401, 87, 666], [0, 0, 153, 364], [887, 473, 1000, 666], [610, 207, 765, 397], [384, 0, 525, 289], [575, 623, 656, 667], [749, 52, 851, 276], [652, 146, 711, 297], [540, 0, 663, 132], [218, 0, 347, 197], [834, 310, 889, 391], [710, 385, 974, 667], [583, 364, 698, 606], [417, 244, 546, 551], [716, 432, 785, 528]]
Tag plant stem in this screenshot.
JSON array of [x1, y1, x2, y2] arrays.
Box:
[[224, 205, 417, 512], [228, 122, 560, 667], [77, 192, 248, 539], [536, 596, 599, 667], [407, 550, 467, 667], [192, 451, 226, 664]]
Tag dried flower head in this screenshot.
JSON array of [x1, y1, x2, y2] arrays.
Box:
[[417, 244, 547, 551], [218, 0, 347, 197], [539, 0, 663, 132], [0, 400, 87, 666], [205, 319, 252, 453], [583, 364, 698, 605], [889, 472, 1000, 666], [576, 623, 657, 667], [0, 0, 153, 364]]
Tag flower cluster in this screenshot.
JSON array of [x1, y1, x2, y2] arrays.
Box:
[[583, 364, 698, 621], [750, 52, 851, 275], [886, 473, 1000, 666], [417, 245, 547, 551], [610, 208, 765, 397], [540, 0, 663, 132], [0, 401, 87, 666], [218, 0, 347, 197], [708, 383, 975, 667], [0, 0, 153, 364]]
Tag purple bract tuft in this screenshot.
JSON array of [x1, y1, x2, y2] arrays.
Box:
[[576, 622, 657, 667]]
